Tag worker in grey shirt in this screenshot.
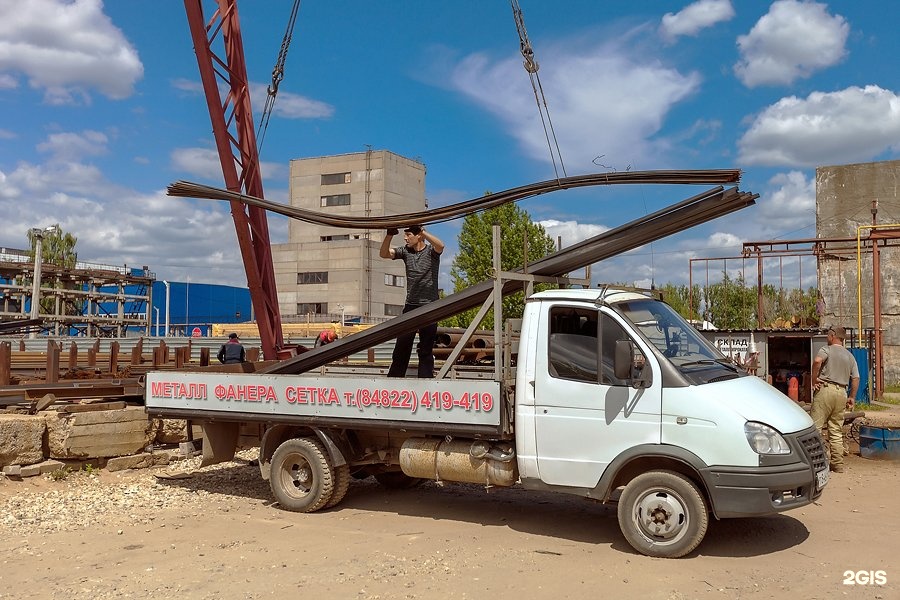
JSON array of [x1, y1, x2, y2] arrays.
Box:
[[380, 225, 444, 377], [810, 326, 860, 472]]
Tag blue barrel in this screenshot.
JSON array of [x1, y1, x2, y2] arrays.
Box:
[[858, 426, 900, 460]]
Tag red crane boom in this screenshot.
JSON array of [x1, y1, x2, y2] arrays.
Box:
[[183, 0, 284, 359]]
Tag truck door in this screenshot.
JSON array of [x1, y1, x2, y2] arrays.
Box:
[[533, 305, 662, 488]]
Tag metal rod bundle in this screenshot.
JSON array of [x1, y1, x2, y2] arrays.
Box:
[[263, 185, 757, 375]]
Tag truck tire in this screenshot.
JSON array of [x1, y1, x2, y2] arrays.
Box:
[[373, 471, 425, 489], [325, 464, 351, 509], [270, 437, 335, 513], [617, 470, 708, 558]]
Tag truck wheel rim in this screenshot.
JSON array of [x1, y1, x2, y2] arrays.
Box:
[[631, 489, 688, 544], [279, 452, 314, 498]]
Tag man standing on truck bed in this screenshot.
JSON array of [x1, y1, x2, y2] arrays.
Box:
[[810, 325, 859, 473], [380, 224, 444, 378]]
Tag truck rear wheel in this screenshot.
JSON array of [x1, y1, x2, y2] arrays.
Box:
[[325, 464, 351, 509], [270, 437, 334, 512], [617, 470, 708, 558]]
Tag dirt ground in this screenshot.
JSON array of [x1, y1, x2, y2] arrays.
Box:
[[1, 416, 899, 600]]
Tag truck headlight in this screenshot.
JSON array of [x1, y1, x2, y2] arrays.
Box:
[[744, 422, 791, 454]]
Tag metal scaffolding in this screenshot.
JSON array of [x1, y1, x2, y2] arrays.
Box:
[[0, 253, 153, 337]]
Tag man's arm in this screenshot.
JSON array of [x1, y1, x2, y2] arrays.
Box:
[[847, 376, 860, 408], [379, 229, 397, 259], [217, 346, 225, 364], [422, 228, 444, 254], [811, 354, 824, 390]]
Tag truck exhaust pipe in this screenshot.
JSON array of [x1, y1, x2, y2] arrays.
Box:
[[399, 438, 518, 486]]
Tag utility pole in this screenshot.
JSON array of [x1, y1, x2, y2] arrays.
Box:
[[28, 225, 59, 339]]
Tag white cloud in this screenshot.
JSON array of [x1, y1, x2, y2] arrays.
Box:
[[249, 83, 335, 119], [446, 32, 701, 172], [0, 159, 248, 286], [707, 231, 743, 249], [0, 0, 143, 103], [738, 85, 900, 167], [171, 78, 203, 94], [660, 0, 735, 41], [171, 148, 222, 180], [538, 219, 610, 248], [754, 170, 815, 236], [0, 129, 16, 140], [169, 79, 334, 119], [0, 73, 17, 89], [734, 0, 848, 87], [170, 147, 285, 183], [37, 130, 109, 162]]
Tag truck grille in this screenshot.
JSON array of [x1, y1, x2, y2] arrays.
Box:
[[799, 430, 827, 472]]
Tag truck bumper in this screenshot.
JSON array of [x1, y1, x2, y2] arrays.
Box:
[[705, 427, 827, 518], [705, 464, 825, 518]]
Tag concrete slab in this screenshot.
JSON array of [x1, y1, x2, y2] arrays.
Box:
[[0, 413, 46, 467], [20, 463, 42, 477], [46, 407, 154, 459], [106, 452, 172, 472]]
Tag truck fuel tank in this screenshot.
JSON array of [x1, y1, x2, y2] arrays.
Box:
[[400, 438, 517, 487]]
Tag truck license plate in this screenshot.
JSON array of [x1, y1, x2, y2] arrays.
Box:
[[816, 469, 829, 490]]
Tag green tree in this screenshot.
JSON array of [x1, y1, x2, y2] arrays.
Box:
[[27, 225, 79, 313], [441, 202, 556, 329], [28, 225, 77, 269], [659, 283, 703, 321], [697, 275, 821, 329]]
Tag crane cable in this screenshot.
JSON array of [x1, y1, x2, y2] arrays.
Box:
[[256, 0, 301, 152], [510, 0, 567, 180]]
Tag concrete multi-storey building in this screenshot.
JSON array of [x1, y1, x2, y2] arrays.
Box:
[[271, 149, 427, 323]]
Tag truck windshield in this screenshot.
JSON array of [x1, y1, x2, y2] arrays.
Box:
[[613, 298, 740, 380]]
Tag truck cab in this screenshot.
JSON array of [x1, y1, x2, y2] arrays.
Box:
[[515, 288, 827, 556]]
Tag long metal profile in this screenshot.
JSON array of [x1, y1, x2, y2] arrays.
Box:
[[167, 169, 743, 230], [263, 186, 757, 375]]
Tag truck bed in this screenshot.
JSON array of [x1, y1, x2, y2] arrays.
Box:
[[145, 367, 509, 437]]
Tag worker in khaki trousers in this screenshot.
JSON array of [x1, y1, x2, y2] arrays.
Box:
[[810, 326, 860, 473]]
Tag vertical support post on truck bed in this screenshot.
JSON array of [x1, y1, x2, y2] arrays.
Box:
[[493, 225, 503, 382]]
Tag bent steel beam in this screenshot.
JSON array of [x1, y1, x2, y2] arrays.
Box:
[[168, 169, 742, 230]]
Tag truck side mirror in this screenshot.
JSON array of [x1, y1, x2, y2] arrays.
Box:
[[614, 339, 634, 380]]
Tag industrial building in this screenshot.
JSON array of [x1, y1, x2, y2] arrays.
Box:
[[817, 158, 900, 386], [271, 149, 427, 324]]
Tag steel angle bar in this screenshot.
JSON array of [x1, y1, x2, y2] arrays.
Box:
[[263, 186, 757, 375]]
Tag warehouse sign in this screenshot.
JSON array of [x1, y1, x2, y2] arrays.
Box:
[[714, 336, 750, 360]]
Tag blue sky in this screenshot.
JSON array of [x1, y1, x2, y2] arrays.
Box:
[[1, 0, 898, 294]]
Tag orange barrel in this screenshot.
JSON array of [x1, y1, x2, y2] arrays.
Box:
[[788, 376, 799, 402]]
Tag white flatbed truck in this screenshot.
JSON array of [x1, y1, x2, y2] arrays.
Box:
[[145, 287, 828, 558]]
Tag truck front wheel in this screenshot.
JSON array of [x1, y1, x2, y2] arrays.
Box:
[[270, 437, 335, 512], [617, 470, 708, 558]]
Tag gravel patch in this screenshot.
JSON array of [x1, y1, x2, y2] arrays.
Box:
[[0, 449, 269, 536]]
